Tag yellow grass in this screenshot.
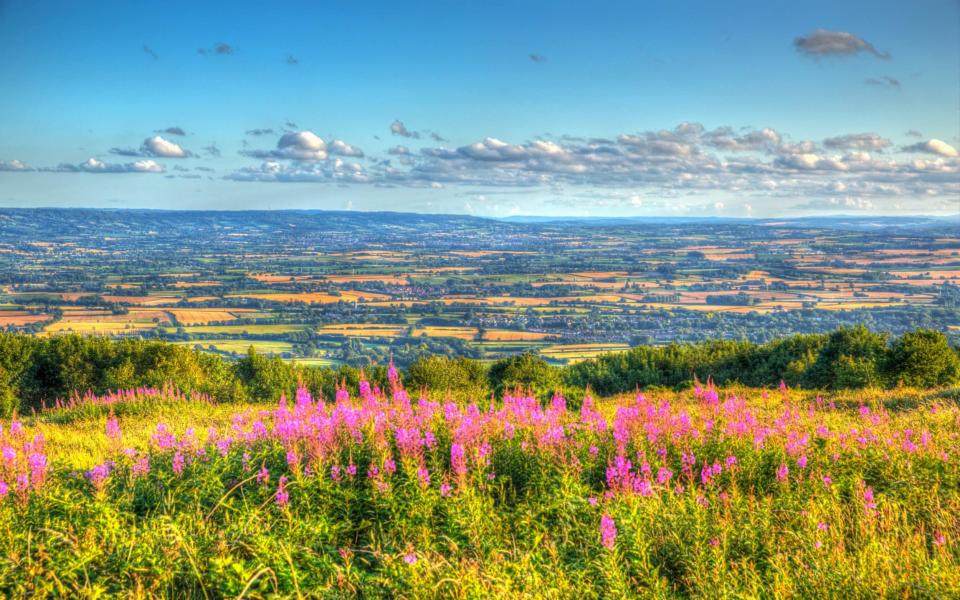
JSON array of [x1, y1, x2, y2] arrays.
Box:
[[168, 309, 240, 325], [482, 330, 555, 341], [411, 326, 479, 340], [317, 324, 407, 337], [0, 312, 51, 326]]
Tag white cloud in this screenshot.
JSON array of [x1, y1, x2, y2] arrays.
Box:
[[794, 29, 890, 59], [277, 131, 328, 160], [327, 139, 364, 158], [901, 139, 958, 158], [49, 158, 165, 173], [0, 159, 31, 171], [111, 135, 191, 158], [823, 133, 891, 151], [142, 135, 189, 158], [227, 159, 368, 183], [390, 120, 420, 139], [220, 122, 958, 205], [242, 131, 365, 162]]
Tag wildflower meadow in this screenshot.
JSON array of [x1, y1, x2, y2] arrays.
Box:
[[1, 371, 958, 597]]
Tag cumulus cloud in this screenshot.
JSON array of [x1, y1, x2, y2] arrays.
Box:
[[901, 139, 958, 158], [198, 43, 234, 56], [704, 127, 781, 152], [226, 159, 369, 183], [794, 29, 890, 59], [865, 75, 901, 89], [327, 139, 364, 157], [142, 135, 189, 157], [390, 120, 420, 139], [0, 159, 31, 171], [202, 144, 221, 157], [275, 131, 328, 160], [242, 130, 365, 162], [823, 133, 891, 151], [51, 158, 164, 174], [157, 126, 186, 136], [223, 122, 958, 204], [111, 136, 191, 158]]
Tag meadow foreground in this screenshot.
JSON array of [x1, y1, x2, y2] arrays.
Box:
[[1, 379, 958, 598]]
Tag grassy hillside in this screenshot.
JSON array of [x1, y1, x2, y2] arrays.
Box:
[[1, 380, 958, 597]]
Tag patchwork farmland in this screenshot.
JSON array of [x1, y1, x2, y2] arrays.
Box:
[[1, 210, 957, 368]]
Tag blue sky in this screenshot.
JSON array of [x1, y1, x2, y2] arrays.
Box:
[[0, 0, 958, 216]]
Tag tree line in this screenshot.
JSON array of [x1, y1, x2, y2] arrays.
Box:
[[0, 325, 957, 417]]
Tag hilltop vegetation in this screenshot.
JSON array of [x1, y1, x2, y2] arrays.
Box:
[[0, 325, 958, 417], [1, 374, 958, 597]]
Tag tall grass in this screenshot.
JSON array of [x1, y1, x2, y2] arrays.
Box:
[[0, 379, 957, 597]]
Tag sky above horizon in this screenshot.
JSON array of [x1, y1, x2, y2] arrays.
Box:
[[1, 0, 958, 217]]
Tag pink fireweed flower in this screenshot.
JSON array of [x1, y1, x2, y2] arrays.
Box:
[[635, 479, 653, 496], [131, 455, 150, 478], [725, 455, 737, 468], [417, 466, 431, 487], [440, 482, 452, 497], [346, 463, 357, 478], [600, 514, 617, 550], [863, 486, 877, 512], [87, 462, 111, 491], [934, 531, 946, 546], [257, 466, 270, 485], [151, 423, 176, 450], [387, 361, 399, 384], [776, 463, 789, 482], [106, 416, 121, 442], [172, 451, 185, 476], [330, 464, 342, 482], [27, 452, 47, 487], [358, 378, 372, 398], [656, 467, 673, 485], [403, 551, 417, 565], [0, 481, 7, 499], [797, 455, 808, 469], [384, 457, 397, 475], [822, 474, 833, 487], [588, 496, 598, 506], [818, 522, 829, 532], [450, 443, 467, 480], [286, 450, 300, 470], [275, 475, 289, 508], [216, 438, 232, 457]]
